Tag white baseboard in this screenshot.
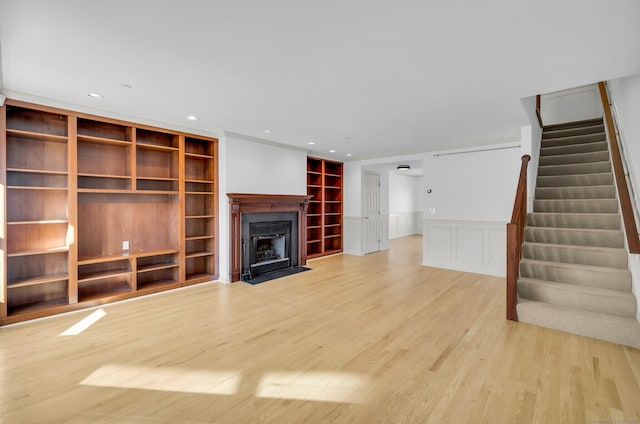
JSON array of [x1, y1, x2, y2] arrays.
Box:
[[422, 219, 506, 277], [389, 212, 422, 239]]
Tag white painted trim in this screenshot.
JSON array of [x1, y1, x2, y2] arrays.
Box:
[[422, 219, 506, 277]]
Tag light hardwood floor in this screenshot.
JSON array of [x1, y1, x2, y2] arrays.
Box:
[[1, 235, 639, 423]]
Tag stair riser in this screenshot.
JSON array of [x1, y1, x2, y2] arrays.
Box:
[[522, 244, 628, 268], [535, 186, 615, 199], [542, 125, 605, 139], [519, 262, 631, 291], [538, 162, 611, 176], [541, 133, 606, 148], [539, 151, 609, 166], [516, 301, 640, 349], [527, 213, 620, 230], [540, 141, 608, 156], [533, 199, 618, 214], [518, 280, 636, 318], [543, 118, 604, 131], [525, 228, 624, 248], [537, 173, 613, 187]]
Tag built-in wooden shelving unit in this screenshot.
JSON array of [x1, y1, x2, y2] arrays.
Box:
[[0, 100, 218, 324], [306, 157, 343, 258]]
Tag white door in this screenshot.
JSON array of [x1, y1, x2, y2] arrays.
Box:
[[364, 171, 381, 254]]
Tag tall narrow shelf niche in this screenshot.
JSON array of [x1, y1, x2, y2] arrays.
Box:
[[183, 136, 218, 283], [306, 157, 343, 258], [0, 100, 218, 325]]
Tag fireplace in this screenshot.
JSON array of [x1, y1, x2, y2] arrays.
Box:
[[228, 194, 311, 282], [242, 213, 297, 280]]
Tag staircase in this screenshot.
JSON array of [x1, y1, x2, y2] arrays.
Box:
[[516, 117, 640, 348]]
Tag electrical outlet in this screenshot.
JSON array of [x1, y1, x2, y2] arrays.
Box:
[[123, 240, 130, 250]]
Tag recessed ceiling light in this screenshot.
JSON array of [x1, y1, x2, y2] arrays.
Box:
[[186, 115, 199, 121], [264, 129, 272, 134], [344, 137, 351, 141], [397, 165, 410, 171], [346, 153, 352, 157], [85, 92, 103, 99], [329, 149, 336, 153], [308, 142, 316, 145]]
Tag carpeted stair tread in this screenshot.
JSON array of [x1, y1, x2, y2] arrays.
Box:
[[540, 141, 608, 156], [542, 123, 605, 139], [533, 198, 618, 213], [522, 242, 628, 268], [543, 118, 604, 131], [538, 161, 611, 176], [524, 226, 624, 248], [517, 277, 637, 318], [536, 172, 613, 187], [535, 185, 615, 199], [541, 133, 606, 148], [519, 259, 631, 291], [516, 299, 640, 349], [526, 212, 620, 229], [539, 150, 609, 166]]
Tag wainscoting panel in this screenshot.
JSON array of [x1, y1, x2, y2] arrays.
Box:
[[422, 219, 506, 277], [344, 216, 364, 256], [389, 212, 422, 239]]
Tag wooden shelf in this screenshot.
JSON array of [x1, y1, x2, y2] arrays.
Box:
[[136, 142, 178, 152], [185, 179, 213, 184], [8, 246, 69, 258], [137, 263, 179, 273], [185, 272, 216, 282], [137, 176, 179, 181], [7, 186, 67, 191], [7, 168, 68, 176], [185, 191, 213, 195], [6, 128, 68, 142], [7, 298, 70, 317], [185, 235, 214, 241], [8, 273, 69, 289], [185, 251, 214, 259], [186, 215, 214, 219], [185, 152, 214, 159], [7, 220, 69, 225], [78, 269, 132, 283], [77, 134, 132, 146], [78, 173, 131, 179], [78, 249, 179, 265]]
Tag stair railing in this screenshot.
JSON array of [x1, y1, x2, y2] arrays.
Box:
[[598, 82, 640, 253], [506, 154, 531, 320]]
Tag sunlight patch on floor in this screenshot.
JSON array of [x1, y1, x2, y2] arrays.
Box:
[[80, 364, 241, 395], [60, 308, 106, 336], [255, 371, 371, 404]]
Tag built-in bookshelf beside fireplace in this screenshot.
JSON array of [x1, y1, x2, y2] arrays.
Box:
[[306, 157, 343, 258]]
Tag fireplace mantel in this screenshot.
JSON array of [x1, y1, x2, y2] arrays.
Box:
[[227, 193, 312, 282]]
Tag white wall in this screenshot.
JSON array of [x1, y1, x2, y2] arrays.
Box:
[[217, 133, 308, 282], [540, 84, 603, 125], [422, 143, 521, 222], [608, 73, 640, 319], [389, 172, 422, 238], [223, 133, 307, 195]]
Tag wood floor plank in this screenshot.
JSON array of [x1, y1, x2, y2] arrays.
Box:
[[1, 235, 639, 423]]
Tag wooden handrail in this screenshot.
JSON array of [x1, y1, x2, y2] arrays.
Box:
[[506, 154, 531, 321], [598, 82, 640, 253], [535, 95, 543, 128]]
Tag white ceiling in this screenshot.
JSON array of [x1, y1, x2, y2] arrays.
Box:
[[1, 0, 639, 161]]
